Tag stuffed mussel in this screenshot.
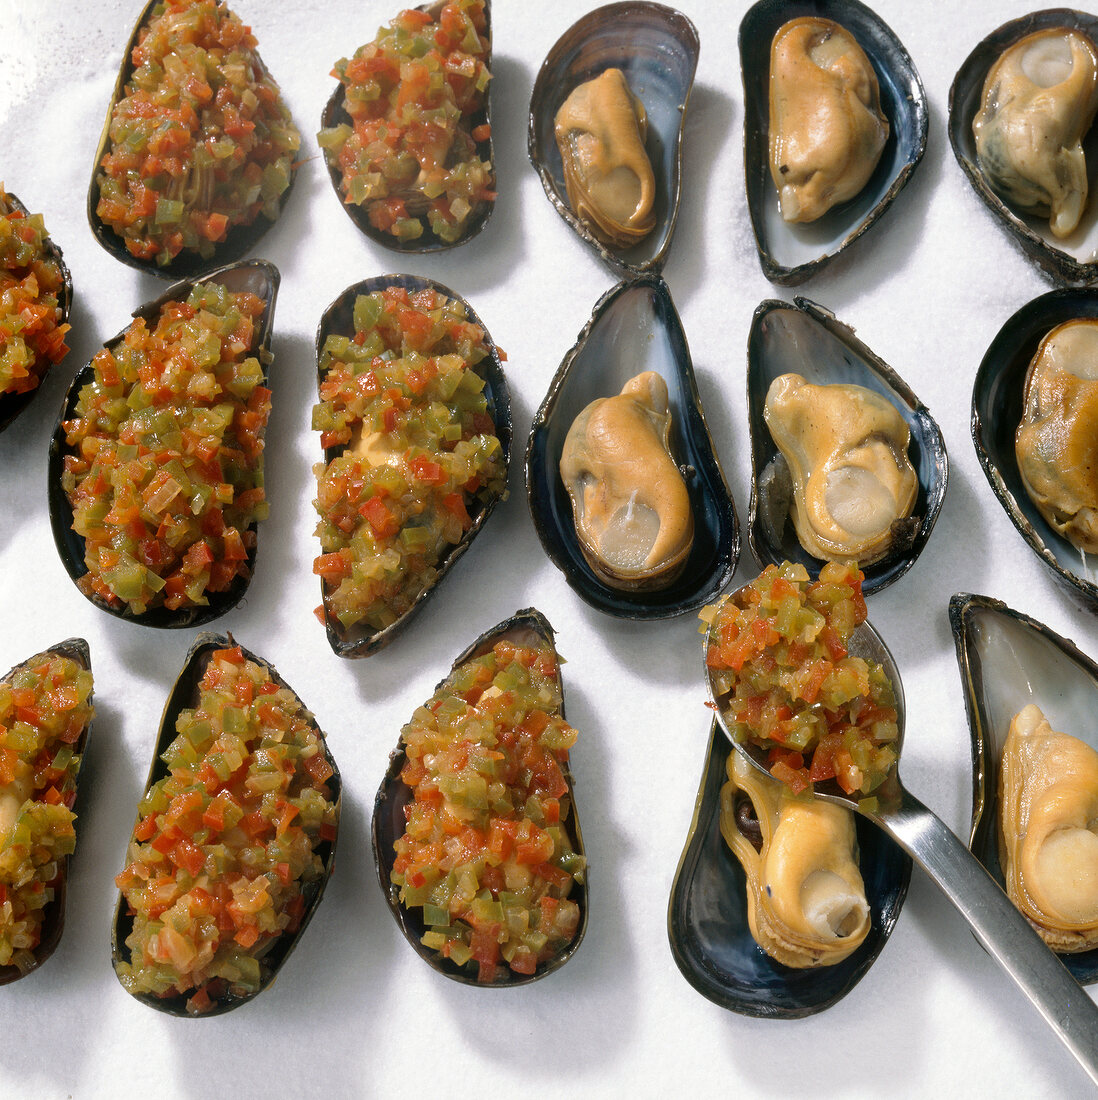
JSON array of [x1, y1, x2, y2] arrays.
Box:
[[373, 608, 587, 985], [312, 275, 510, 658], [528, 2, 699, 277], [89, 0, 300, 279], [113, 633, 340, 1016], [48, 260, 279, 629], [0, 639, 93, 986]]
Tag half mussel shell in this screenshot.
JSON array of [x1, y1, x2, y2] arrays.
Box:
[[319, 0, 494, 253], [0, 189, 72, 435], [527, 275, 738, 618], [87, 0, 300, 280], [740, 0, 928, 286], [47, 259, 280, 629], [948, 8, 1098, 285], [950, 592, 1098, 983], [111, 632, 341, 1016], [971, 286, 1098, 608], [746, 297, 947, 595], [0, 638, 93, 987], [667, 719, 911, 1017], [372, 607, 587, 985], [527, 1, 699, 277], [314, 273, 511, 658]]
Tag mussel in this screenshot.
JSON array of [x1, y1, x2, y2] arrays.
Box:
[[747, 297, 947, 595], [0, 639, 93, 986], [48, 260, 280, 628], [949, 9, 1098, 284], [372, 608, 587, 985], [528, 2, 699, 277], [951, 592, 1098, 982], [88, 0, 300, 279], [312, 274, 510, 659], [740, 0, 928, 285], [527, 276, 739, 619], [318, 1, 494, 253], [971, 285, 1098, 608], [112, 633, 340, 1016], [0, 188, 72, 435], [667, 720, 911, 1017]]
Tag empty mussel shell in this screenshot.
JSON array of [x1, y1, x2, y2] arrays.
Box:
[[667, 719, 910, 1017], [528, 2, 699, 277], [0, 189, 72, 435], [949, 9, 1098, 285], [372, 607, 587, 985], [313, 274, 511, 658], [112, 632, 341, 1016], [971, 286, 1098, 608], [318, 1, 494, 253], [48, 260, 280, 628], [527, 275, 739, 619], [950, 592, 1098, 983], [0, 638, 93, 986], [740, 0, 928, 285], [88, 0, 300, 279], [746, 297, 947, 595]]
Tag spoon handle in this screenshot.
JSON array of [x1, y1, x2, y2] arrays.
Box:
[[874, 786, 1098, 1087]]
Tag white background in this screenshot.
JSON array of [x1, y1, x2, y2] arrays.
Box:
[[1, 1, 1096, 1096]]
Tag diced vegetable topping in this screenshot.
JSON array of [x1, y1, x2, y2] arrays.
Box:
[[393, 636, 585, 981], [95, 0, 300, 266], [318, 0, 494, 243], [702, 561, 899, 796], [61, 281, 270, 615], [114, 646, 337, 1014], [312, 284, 506, 634], [0, 654, 93, 974]]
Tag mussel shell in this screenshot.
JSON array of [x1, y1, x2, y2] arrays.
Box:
[[527, 2, 699, 277], [371, 607, 587, 985], [971, 286, 1098, 608], [314, 274, 511, 658], [746, 297, 947, 595], [527, 275, 739, 619], [948, 8, 1098, 285], [667, 719, 911, 1018], [111, 632, 341, 1016], [0, 638, 92, 987], [47, 260, 280, 629], [319, 0, 494, 253], [87, 0, 299, 280], [950, 592, 1098, 983], [0, 190, 73, 435], [740, 0, 928, 286]]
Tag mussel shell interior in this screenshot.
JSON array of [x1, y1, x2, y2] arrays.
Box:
[[526, 275, 739, 619], [318, 0, 494, 253], [527, 1, 699, 276], [740, 0, 928, 286], [746, 297, 947, 595], [950, 592, 1098, 983], [0, 638, 92, 987], [371, 607, 588, 985], [971, 286, 1098, 607], [667, 720, 912, 1018], [0, 190, 73, 434], [87, 0, 299, 280], [314, 273, 511, 658], [47, 260, 280, 629], [111, 632, 341, 1016], [948, 8, 1098, 284]]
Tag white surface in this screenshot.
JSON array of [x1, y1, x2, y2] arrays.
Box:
[[0, 1, 1094, 1097]]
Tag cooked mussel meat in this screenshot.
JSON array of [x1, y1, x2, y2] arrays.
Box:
[[559, 370, 693, 590]]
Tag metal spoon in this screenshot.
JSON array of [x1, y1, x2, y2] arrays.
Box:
[[705, 611, 1098, 1086]]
